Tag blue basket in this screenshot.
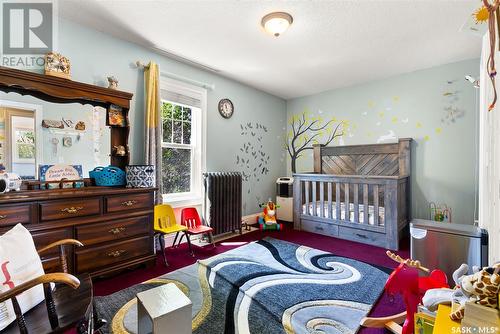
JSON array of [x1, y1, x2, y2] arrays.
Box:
[[89, 166, 126, 187]]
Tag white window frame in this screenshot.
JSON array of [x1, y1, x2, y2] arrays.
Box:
[[160, 78, 207, 207]]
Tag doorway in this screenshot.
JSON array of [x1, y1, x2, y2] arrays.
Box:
[[0, 101, 41, 179]]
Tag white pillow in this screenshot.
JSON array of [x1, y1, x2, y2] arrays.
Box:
[[0, 224, 45, 330]]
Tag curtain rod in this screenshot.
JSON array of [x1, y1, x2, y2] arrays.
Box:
[[135, 61, 215, 91]]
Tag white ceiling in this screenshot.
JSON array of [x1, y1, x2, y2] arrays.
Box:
[[59, 0, 482, 99]]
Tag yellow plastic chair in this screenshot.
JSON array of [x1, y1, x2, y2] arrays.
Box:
[[154, 204, 188, 266]]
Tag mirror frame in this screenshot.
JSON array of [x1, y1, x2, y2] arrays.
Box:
[[0, 66, 133, 172]]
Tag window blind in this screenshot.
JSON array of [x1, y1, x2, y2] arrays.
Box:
[[160, 90, 201, 108]]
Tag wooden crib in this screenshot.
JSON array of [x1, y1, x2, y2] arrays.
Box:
[[293, 138, 411, 250]]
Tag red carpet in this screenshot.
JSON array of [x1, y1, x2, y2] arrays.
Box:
[[94, 227, 409, 333]]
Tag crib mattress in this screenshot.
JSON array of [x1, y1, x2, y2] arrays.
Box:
[[302, 201, 385, 225]]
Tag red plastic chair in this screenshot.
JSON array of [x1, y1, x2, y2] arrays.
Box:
[[179, 207, 215, 255]]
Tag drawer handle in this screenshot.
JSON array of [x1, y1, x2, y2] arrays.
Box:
[[107, 250, 126, 258], [121, 200, 137, 207], [61, 206, 83, 214], [315, 226, 324, 231], [108, 227, 126, 235], [0, 215, 6, 220], [355, 233, 368, 239]]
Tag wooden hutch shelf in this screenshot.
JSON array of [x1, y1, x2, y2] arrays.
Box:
[[0, 66, 132, 169], [0, 66, 156, 278]]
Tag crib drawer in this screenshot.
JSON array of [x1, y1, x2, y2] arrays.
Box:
[[301, 220, 338, 238], [338, 226, 386, 247]]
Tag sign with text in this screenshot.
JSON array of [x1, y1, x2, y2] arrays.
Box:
[[39, 164, 83, 182], [1, 0, 57, 68]]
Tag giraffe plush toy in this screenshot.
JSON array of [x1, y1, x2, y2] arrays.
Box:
[[450, 263, 500, 321]]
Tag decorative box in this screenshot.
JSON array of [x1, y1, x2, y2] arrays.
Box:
[[414, 311, 435, 334], [126, 165, 155, 188], [89, 166, 126, 187]]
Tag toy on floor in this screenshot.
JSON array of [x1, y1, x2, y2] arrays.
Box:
[[429, 202, 452, 222], [422, 264, 470, 312], [360, 251, 448, 334], [450, 263, 500, 320], [257, 199, 283, 231], [422, 263, 500, 321]]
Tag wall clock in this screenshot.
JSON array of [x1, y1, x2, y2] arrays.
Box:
[[218, 98, 234, 119]]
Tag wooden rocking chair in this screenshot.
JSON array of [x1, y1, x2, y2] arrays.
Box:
[[0, 239, 98, 334]]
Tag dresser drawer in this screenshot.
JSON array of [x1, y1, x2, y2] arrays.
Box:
[[0, 204, 31, 226], [338, 226, 386, 247], [75, 235, 151, 274], [76, 216, 150, 246], [32, 228, 73, 273], [40, 198, 101, 221], [105, 193, 153, 213], [301, 219, 339, 238]]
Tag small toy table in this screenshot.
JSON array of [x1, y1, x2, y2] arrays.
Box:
[[137, 283, 192, 334]]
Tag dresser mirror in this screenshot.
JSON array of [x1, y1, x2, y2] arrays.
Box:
[[0, 92, 111, 179], [0, 67, 156, 280]]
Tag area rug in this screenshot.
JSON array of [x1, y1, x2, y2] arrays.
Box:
[[95, 237, 390, 334]]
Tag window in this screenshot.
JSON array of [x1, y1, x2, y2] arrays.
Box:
[[11, 115, 35, 164], [160, 78, 206, 205], [161, 101, 195, 194], [14, 128, 35, 161]]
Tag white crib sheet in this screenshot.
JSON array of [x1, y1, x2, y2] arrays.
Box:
[[302, 201, 385, 225]]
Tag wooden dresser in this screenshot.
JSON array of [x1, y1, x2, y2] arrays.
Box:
[[0, 187, 156, 277]]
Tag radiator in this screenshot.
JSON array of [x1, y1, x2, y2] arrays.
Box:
[[203, 172, 242, 236]]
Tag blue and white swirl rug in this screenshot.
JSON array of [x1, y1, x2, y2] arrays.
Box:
[[95, 237, 389, 334]]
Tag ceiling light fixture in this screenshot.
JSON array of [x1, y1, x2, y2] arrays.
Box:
[[261, 12, 293, 37]]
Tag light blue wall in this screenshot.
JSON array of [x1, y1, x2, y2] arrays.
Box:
[[287, 59, 479, 225], [2, 17, 479, 222], [55, 19, 286, 214]]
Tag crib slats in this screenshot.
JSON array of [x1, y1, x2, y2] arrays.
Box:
[[327, 182, 333, 219], [311, 181, 317, 216], [335, 182, 341, 220], [373, 184, 379, 226], [353, 184, 359, 223], [319, 182, 325, 218], [344, 183, 349, 221], [304, 181, 310, 215], [363, 184, 369, 224]]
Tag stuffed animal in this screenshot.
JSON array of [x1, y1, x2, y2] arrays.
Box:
[[423, 263, 470, 312], [257, 199, 283, 231], [449, 263, 500, 321]]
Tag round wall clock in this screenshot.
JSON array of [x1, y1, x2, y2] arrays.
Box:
[[218, 98, 234, 119]]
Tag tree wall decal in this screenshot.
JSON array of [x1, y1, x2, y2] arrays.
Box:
[[285, 112, 346, 173]]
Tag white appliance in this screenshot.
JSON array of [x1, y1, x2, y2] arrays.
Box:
[[276, 177, 293, 222]]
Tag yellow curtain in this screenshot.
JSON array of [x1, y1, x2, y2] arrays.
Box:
[[145, 62, 160, 129], [144, 61, 162, 201]]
